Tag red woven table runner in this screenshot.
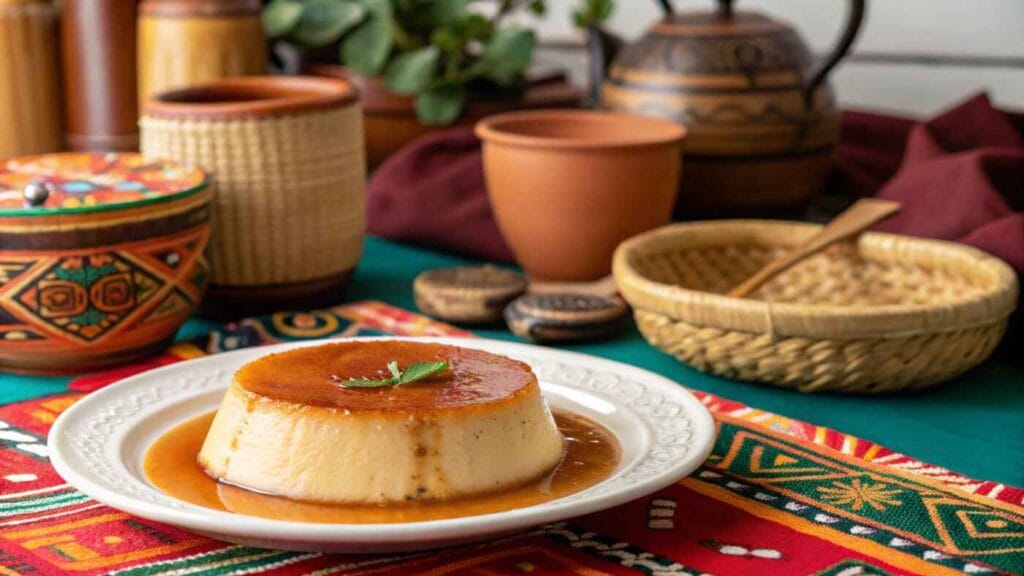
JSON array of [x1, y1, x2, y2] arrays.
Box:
[[1, 301, 1021, 575]]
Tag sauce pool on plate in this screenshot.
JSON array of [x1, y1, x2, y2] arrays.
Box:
[[143, 410, 620, 523]]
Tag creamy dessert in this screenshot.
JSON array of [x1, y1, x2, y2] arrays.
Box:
[[197, 341, 566, 504]]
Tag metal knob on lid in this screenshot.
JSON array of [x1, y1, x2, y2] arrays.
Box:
[[22, 179, 55, 208]]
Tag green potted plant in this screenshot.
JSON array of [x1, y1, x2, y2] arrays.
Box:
[[263, 0, 583, 166]]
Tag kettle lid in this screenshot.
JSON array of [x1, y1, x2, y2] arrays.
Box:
[[656, 10, 791, 35]]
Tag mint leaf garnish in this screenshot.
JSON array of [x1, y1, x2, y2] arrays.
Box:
[[334, 360, 450, 389], [399, 362, 449, 384]]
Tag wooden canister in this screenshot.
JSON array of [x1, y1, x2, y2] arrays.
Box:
[[140, 76, 366, 317], [60, 0, 139, 151], [0, 0, 62, 157], [137, 0, 267, 106]]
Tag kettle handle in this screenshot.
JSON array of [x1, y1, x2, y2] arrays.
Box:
[[802, 0, 866, 107]]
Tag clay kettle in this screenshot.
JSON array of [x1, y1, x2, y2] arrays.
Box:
[[590, 0, 865, 214]]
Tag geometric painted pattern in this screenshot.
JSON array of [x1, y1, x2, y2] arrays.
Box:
[[0, 302, 1021, 576], [142, 289, 194, 327], [0, 152, 207, 213], [0, 226, 209, 353], [11, 254, 163, 341], [0, 262, 31, 287]]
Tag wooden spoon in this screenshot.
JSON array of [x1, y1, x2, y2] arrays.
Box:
[[728, 199, 901, 299]]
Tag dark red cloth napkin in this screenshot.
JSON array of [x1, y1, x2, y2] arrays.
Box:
[[846, 94, 1024, 273], [368, 93, 1024, 275], [367, 126, 516, 263]]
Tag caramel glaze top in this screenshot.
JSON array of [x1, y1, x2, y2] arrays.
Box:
[[234, 341, 536, 413]]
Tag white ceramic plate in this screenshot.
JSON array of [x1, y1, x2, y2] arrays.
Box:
[[49, 337, 716, 553]]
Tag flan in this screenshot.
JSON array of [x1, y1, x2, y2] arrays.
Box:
[[197, 341, 565, 504]]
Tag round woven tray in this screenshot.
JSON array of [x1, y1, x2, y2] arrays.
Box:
[[613, 220, 1019, 393]]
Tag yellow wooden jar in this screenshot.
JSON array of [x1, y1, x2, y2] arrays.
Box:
[[0, 0, 62, 157], [137, 0, 267, 106]]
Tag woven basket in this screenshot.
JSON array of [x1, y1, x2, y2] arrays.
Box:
[[613, 220, 1019, 393], [141, 76, 365, 307]]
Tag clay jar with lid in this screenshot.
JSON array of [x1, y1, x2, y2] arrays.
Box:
[[137, 0, 267, 105], [0, 153, 212, 374], [140, 75, 366, 317], [476, 109, 685, 282]]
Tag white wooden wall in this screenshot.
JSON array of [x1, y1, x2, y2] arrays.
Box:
[[526, 0, 1024, 116]]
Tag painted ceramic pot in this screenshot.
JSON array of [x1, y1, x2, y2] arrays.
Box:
[[305, 65, 583, 169], [476, 109, 685, 282], [0, 153, 212, 374], [140, 76, 365, 317]]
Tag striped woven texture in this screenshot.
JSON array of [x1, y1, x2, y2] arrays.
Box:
[[1, 302, 1021, 575], [140, 107, 366, 287]]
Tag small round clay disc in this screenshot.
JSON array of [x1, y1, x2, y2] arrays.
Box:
[[414, 266, 528, 324], [504, 293, 630, 343]]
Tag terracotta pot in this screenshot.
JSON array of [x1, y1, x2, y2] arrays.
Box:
[[0, 153, 212, 374], [140, 76, 366, 318], [476, 110, 685, 282], [305, 64, 583, 169], [137, 0, 267, 106]]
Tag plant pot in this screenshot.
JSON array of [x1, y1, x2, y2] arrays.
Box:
[[140, 75, 366, 318], [476, 109, 685, 282], [0, 153, 212, 374], [304, 64, 583, 169]]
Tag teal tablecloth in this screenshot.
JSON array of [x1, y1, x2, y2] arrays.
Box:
[[3, 237, 1022, 487]]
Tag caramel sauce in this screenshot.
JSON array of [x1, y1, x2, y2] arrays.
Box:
[[235, 341, 534, 411], [144, 410, 619, 523]]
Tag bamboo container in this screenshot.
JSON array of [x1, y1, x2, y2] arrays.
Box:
[[140, 76, 366, 317], [0, 0, 62, 157], [613, 220, 1019, 393], [137, 0, 267, 106], [60, 0, 139, 151]]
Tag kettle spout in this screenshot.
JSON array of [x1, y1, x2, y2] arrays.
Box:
[[586, 26, 625, 108]]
